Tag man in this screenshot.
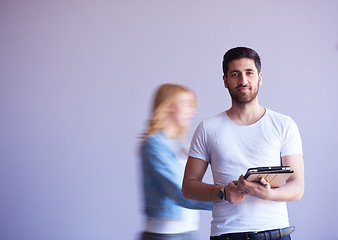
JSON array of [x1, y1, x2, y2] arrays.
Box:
[[182, 47, 304, 240]]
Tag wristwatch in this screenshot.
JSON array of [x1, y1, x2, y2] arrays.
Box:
[[218, 186, 227, 201]]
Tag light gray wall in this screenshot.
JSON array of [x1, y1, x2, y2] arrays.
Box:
[[1, 1, 337, 239]]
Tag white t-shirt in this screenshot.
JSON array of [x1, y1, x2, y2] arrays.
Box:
[[189, 109, 303, 236]]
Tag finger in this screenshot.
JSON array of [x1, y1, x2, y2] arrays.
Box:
[[237, 175, 246, 185], [261, 182, 270, 189], [238, 174, 245, 181], [260, 177, 269, 187], [236, 182, 247, 193]]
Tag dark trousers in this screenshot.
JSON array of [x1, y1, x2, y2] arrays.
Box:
[[210, 236, 290, 240], [210, 227, 294, 240]]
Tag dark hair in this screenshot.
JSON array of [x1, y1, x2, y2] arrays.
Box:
[[222, 47, 261, 76]]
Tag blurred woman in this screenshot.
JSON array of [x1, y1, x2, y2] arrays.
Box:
[[140, 83, 212, 240]]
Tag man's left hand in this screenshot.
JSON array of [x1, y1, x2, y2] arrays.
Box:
[[237, 175, 271, 199]]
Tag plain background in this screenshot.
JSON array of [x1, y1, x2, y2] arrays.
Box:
[[1, 1, 338, 239]]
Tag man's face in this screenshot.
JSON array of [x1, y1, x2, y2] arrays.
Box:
[[223, 58, 262, 105]]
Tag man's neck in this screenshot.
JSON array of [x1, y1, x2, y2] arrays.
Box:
[[226, 100, 265, 126]]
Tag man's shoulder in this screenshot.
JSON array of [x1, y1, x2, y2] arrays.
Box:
[[266, 108, 292, 121], [265, 109, 296, 128], [201, 111, 228, 125], [192, 111, 228, 136]]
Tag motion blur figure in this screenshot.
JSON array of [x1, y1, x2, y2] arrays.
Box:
[[139, 84, 212, 240]]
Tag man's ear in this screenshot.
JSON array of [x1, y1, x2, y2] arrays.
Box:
[[258, 72, 263, 86], [223, 75, 228, 88]]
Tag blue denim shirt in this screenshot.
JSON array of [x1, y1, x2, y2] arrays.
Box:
[[140, 131, 213, 220]]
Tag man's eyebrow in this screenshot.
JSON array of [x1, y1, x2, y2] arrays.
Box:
[[229, 70, 240, 74], [229, 69, 255, 74]]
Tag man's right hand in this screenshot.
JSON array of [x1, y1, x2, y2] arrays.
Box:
[[225, 181, 247, 203]]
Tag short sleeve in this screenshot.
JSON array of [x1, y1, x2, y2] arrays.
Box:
[[280, 117, 303, 157], [188, 122, 210, 163]]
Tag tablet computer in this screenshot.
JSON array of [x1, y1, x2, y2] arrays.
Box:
[[244, 166, 294, 188]]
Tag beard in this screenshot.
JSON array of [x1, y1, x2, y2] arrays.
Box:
[[227, 83, 260, 105]]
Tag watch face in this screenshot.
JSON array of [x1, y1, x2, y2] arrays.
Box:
[[218, 189, 224, 200]]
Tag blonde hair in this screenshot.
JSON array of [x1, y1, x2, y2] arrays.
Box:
[[142, 83, 196, 138]]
